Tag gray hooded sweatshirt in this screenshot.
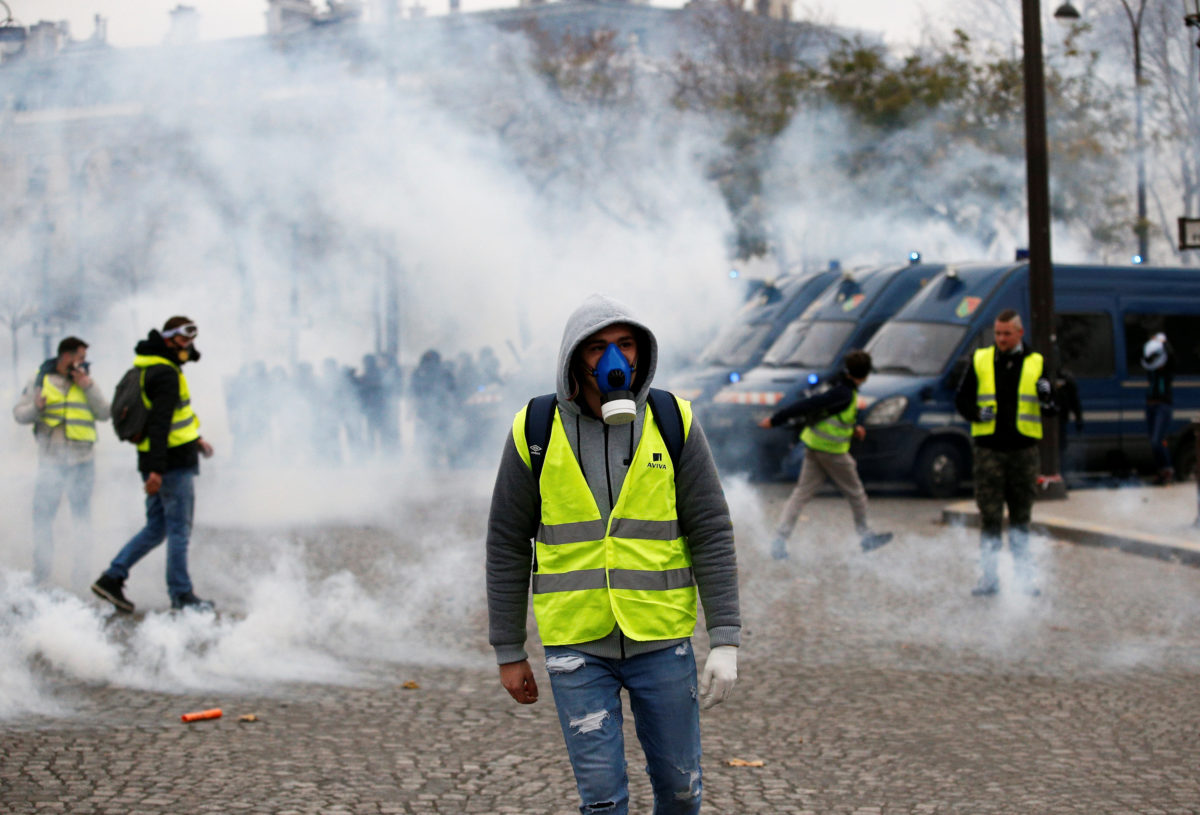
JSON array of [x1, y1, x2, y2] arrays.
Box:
[[486, 294, 741, 664]]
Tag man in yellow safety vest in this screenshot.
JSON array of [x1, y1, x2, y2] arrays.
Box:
[[758, 349, 893, 560], [486, 294, 740, 814], [13, 336, 110, 586], [91, 316, 215, 614], [955, 309, 1054, 596]]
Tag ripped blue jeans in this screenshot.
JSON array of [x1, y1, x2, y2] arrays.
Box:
[[544, 643, 702, 815]]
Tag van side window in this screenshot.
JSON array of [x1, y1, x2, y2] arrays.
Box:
[[1056, 313, 1115, 378], [1125, 313, 1200, 375]]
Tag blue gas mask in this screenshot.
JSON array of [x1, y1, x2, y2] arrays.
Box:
[[593, 343, 637, 425]]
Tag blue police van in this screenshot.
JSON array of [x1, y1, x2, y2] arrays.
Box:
[[702, 259, 944, 478], [667, 268, 841, 404], [854, 262, 1200, 496]]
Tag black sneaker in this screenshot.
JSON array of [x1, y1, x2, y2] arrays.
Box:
[[171, 592, 215, 613], [860, 531, 894, 552], [91, 575, 135, 614]]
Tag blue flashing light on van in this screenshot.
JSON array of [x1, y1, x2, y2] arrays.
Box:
[[854, 262, 1200, 496], [703, 260, 945, 478]]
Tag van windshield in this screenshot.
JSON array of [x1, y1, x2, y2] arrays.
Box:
[[760, 319, 809, 365], [698, 321, 775, 367], [765, 320, 854, 367], [866, 322, 967, 376]]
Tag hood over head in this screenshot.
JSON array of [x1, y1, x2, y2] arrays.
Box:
[[557, 294, 657, 416]]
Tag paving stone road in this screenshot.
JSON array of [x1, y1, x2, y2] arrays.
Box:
[[4, 474, 1200, 814]]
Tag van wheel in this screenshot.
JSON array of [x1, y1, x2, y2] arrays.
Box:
[[914, 440, 966, 498]]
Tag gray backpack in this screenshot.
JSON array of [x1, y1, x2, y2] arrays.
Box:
[[111, 367, 149, 443]]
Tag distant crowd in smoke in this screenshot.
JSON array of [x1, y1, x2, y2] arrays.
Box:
[[222, 345, 508, 468]]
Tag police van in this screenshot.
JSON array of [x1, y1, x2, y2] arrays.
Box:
[[667, 267, 840, 405], [702, 259, 943, 478], [854, 262, 1200, 496]]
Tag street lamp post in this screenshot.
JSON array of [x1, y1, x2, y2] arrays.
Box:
[[1188, 0, 1200, 85], [1022, 0, 1065, 497], [1123, 0, 1150, 264]]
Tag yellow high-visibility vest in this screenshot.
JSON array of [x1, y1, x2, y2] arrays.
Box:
[[971, 347, 1043, 439], [38, 375, 97, 443], [133, 355, 201, 451], [801, 392, 857, 454], [511, 397, 698, 645]]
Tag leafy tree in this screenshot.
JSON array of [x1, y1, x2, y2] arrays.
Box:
[[670, 0, 821, 258]]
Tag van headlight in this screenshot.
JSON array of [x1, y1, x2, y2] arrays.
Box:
[[864, 395, 908, 426]]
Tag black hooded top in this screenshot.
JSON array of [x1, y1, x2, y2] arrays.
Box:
[[135, 330, 202, 475]]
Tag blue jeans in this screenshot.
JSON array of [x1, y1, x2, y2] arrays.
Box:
[[104, 468, 195, 600], [1146, 402, 1173, 472], [32, 458, 94, 585], [544, 643, 702, 815]]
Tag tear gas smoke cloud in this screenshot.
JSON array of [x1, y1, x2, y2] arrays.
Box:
[[0, 20, 742, 718], [2, 13, 1193, 724]]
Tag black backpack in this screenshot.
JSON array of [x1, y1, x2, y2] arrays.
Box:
[[523, 388, 685, 481], [111, 367, 149, 443]]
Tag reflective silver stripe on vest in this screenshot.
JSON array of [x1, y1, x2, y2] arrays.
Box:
[[532, 568, 607, 593], [609, 566, 695, 591], [171, 417, 197, 431], [1019, 395, 1040, 403], [537, 519, 607, 545], [179, 399, 191, 408], [808, 427, 850, 444], [1017, 414, 1042, 425], [609, 518, 681, 541], [64, 419, 96, 428], [977, 393, 995, 402], [63, 401, 91, 409]]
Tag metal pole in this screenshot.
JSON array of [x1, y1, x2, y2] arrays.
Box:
[[1021, 0, 1065, 498], [1124, 0, 1149, 262]]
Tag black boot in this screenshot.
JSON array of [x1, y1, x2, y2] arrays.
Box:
[[91, 575, 135, 614]]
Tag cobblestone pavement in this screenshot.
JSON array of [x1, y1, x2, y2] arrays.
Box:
[[4, 476, 1200, 814]]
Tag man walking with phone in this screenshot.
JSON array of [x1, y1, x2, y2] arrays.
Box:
[[13, 336, 110, 586]]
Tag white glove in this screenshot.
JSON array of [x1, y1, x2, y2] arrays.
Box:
[[698, 645, 738, 710]]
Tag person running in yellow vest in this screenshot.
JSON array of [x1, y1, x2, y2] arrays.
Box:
[[486, 294, 740, 815], [91, 316, 215, 614], [13, 336, 110, 586], [759, 349, 893, 560], [954, 309, 1054, 597]]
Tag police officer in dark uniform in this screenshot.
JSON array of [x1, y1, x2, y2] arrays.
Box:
[[955, 310, 1054, 596]]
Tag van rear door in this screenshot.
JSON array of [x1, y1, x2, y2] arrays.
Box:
[[1054, 307, 1120, 474]]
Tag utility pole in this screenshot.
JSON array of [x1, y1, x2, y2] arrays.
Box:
[[1021, 0, 1065, 498]]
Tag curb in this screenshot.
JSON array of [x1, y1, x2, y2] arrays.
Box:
[[942, 501, 1200, 567]]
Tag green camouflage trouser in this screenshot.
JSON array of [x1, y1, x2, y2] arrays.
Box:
[[972, 445, 1040, 585]]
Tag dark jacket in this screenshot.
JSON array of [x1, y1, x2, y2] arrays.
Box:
[[135, 331, 202, 476], [1146, 346, 1174, 405], [767, 371, 856, 433], [955, 343, 1040, 451]]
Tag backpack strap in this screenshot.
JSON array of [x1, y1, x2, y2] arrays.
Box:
[[524, 393, 558, 482], [647, 388, 685, 474], [526, 389, 686, 480]]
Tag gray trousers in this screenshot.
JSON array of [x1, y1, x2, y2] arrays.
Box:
[[774, 446, 870, 540]]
